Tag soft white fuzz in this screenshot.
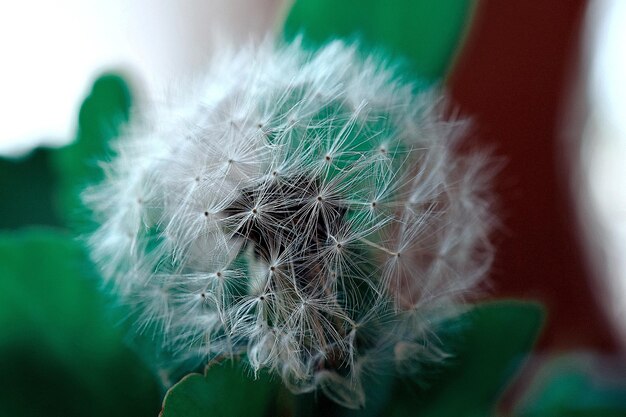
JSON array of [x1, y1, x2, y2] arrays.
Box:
[[85, 39, 494, 409]]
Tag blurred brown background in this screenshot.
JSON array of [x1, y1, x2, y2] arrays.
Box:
[[448, 0, 617, 352]]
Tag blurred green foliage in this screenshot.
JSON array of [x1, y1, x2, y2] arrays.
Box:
[[0, 73, 159, 416], [51, 74, 131, 227], [161, 302, 544, 417], [283, 0, 475, 82], [513, 355, 626, 417], [0, 149, 61, 229], [0, 74, 130, 231], [387, 301, 543, 417], [161, 361, 281, 417], [0, 229, 161, 417]]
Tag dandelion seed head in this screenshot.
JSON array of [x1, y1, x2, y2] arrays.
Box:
[[85, 39, 495, 409]]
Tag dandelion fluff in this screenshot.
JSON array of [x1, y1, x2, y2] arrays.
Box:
[[85, 39, 495, 409]]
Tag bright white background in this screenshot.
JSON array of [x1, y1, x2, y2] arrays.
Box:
[[581, 0, 626, 345], [0, 0, 284, 155]]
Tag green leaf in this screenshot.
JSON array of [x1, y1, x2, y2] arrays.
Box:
[[388, 301, 544, 417], [161, 360, 280, 417], [51, 74, 131, 226], [290, 368, 395, 417], [283, 0, 477, 82], [0, 148, 61, 229], [513, 354, 626, 417], [0, 228, 160, 417]]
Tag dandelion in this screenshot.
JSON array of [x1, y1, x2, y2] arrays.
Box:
[[85, 39, 494, 409]]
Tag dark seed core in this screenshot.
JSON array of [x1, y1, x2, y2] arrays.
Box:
[[222, 175, 347, 284]]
